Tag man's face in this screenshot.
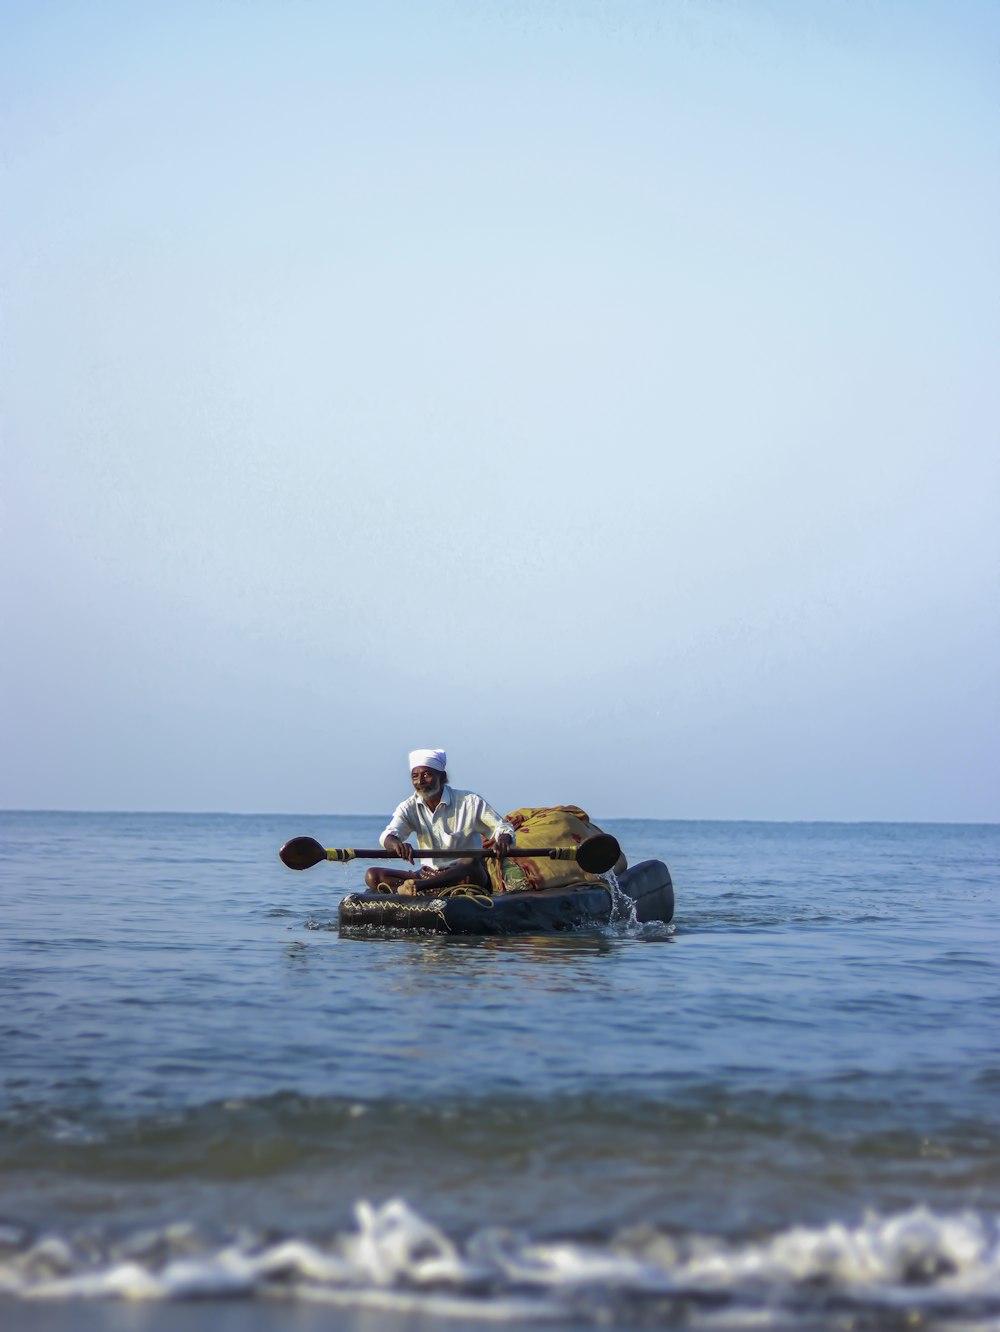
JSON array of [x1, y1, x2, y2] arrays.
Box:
[[411, 766, 443, 797]]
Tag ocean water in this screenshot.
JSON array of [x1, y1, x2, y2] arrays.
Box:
[[1, 810, 998, 1331]]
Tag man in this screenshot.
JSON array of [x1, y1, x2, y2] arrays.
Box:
[[366, 749, 516, 894]]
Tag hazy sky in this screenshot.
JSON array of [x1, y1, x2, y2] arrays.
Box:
[[3, 1, 997, 821]]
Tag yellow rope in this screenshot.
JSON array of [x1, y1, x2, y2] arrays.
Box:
[[362, 881, 494, 908], [434, 885, 495, 909]]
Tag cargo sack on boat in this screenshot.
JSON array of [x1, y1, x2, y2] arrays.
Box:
[[487, 806, 610, 894]]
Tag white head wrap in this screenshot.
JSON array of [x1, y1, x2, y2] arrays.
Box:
[[408, 748, 447, 773]]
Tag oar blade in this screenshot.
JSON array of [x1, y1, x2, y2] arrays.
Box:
[[575, 833, 621, 875], [279, 836, 328, 871]]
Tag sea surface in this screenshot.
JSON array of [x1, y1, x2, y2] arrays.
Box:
[[1, 810, 999, 1331]]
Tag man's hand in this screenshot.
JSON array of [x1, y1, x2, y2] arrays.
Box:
[[494, 833, 513, 859], [386, 834, 414, 863]]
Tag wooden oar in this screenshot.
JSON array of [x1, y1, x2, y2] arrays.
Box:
[[279, 833, 621, 875]]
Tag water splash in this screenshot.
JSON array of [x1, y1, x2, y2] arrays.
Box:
[[602, 868, 638, 932]]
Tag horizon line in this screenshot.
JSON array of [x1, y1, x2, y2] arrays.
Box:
[[1, 807, 997, 828]]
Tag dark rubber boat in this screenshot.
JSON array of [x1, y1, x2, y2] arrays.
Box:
[[337, 859, 674, 936]]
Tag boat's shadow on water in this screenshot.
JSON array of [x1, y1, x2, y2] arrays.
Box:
[[299, 925, 620, 958], [301, 918, 676, 953]]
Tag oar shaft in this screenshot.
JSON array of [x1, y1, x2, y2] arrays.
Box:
[[326, 846, 580, 863], [280, 831, 620, 873]]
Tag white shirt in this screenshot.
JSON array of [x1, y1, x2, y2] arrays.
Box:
[[379, 786, 516, 871]]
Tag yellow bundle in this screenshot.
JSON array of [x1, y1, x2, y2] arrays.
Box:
[[487, 806, 610, 894]]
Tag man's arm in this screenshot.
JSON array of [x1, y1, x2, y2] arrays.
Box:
[[471, 795, 516, 854], [380, 800, 416, 862]]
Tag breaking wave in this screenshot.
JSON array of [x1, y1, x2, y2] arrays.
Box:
[[3, 1199, 1000, 1328]]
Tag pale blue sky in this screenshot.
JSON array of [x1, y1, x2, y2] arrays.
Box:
[[2, 1, 997, 821]]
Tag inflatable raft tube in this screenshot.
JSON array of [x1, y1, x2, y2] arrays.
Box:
[[337, 859, 674, 936]]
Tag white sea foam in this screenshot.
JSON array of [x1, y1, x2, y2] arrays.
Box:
[[657, 1207, 1000, 1298], [2, 1201, 1000, 1324]]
